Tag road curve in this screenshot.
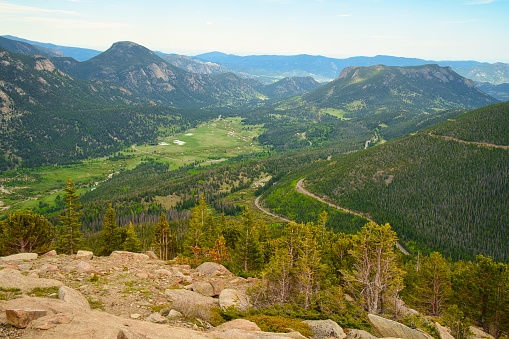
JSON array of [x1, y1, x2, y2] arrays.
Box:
[[296, 178, 410, 255], [254, 195, 291, 223]]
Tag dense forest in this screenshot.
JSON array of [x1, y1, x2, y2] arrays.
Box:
[[297, 102, 509, 261]]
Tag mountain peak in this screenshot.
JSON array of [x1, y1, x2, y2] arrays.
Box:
[[87, 41, 163, 66]]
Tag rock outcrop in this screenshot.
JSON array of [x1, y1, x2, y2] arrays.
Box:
[[219, 288, 250, 312], [0, 253, 38, 261], [0, 268, 63, 292], [196, 262, 233, 276], [368, 314, 434, 339], [303, 319, 346, 339], [434, 322, 455, 339]]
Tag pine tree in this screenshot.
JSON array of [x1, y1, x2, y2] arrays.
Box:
[[295, 222, 322, 309], [185, 195, 214, 254], [0, 210, 56, 254], [348, 221, 404, 314], [56, 177, 84, 255], [123, 222, 142, 253], [414, 251, 451, 316], [153, 213, 173, 260], [233, 207, 263, 273], [97, 203, 123, 256]]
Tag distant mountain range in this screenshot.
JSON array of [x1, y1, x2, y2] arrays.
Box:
[[2, 35, 509, 86], [303, 64, 497, 117], [0, 37, 502, 169]]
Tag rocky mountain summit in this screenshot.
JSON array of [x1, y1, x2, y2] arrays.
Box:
[[0, 251, 495, 339]]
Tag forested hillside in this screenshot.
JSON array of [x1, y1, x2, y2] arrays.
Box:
[[300, 102, 509, 261]]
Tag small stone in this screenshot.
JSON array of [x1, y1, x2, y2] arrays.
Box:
[[130, 313, 142, 320], [18, 263, 33, 271], [6, 309, 47, 328], [40, 264, 59, 272], [136, 271, 149, 279], [167, 309, 183, 320], [146, 312, 168, 324], [154, 269, 172, 277], [43, 250, 57, 257], [75, 260, 96, 273], [117, 328, 151, 339], [145, 251, 158, 259]]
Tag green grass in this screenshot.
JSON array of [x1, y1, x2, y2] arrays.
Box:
[[0, 117, 264, 217], [320, 108, 352, 120]]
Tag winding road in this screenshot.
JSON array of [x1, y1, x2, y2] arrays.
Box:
[[253, 179, 410, 255]]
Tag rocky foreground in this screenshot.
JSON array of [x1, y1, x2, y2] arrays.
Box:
[[0, 251, 495, 339]]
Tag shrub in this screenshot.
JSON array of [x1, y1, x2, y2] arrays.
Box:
[[246, 314, 314, 338]]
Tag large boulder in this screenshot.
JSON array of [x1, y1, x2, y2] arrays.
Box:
[[193, 281, 215, 297], [368, 314, 434, 339], [0, 296, 213, 339], [75, 250, 94, 260], [434, 322, 455, 339], [5, 309, 47, 328], [58, 286, 91, 310], [0, 253, 38, 261], [196, 262, 232, 276], [470, 326, 495, 339], [165, 288, 218, 321], [219, 288, 250, 312], [303, 319, 346, 339], [0, 268, 63, 292]]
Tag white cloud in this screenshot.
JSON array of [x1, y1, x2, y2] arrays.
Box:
[[0, 2, 76, 15], [24, 17, 129, 30], [464, 0, 495, 4], [337, 14, 353, 17]]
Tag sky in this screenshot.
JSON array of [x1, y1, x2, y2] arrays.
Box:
[[1, 0, 508, 62]]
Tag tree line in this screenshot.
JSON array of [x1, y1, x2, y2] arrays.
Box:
[[2, 182, 509, 337]]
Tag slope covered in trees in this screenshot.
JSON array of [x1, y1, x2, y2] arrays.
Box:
[[299, 102, 509, 261]]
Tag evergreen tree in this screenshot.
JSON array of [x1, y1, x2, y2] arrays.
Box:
[[453, 255, 509, 338], [153, 213, 173, 260], [295, 222, 322, 309], [347, 221, 404, 314], [97, 203, 123, 256], [233, 207, 263, 273], [56, 177, 84, 254], [0, 210, 56, 254], [185, 195, 214, 254], [123, 222, 142, 253], [414, 252, 451, 316]]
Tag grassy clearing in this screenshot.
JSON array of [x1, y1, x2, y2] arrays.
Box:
[[321, 108, 352, 120], [134, 117, 263, 168], [0, 117, 264, 216]]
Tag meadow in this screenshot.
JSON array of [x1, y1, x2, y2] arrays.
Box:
[[0, 117, 264, 216]]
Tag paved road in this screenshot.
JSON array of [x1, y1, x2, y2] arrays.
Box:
[[296, 178, 410, 255], [254, 196, 291, 223]]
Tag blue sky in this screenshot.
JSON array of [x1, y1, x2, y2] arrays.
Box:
[[1, 0, 508, 62]]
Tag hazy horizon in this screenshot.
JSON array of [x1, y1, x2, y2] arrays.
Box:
[[1, 0, 508, 63]]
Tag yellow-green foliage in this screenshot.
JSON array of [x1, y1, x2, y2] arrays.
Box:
[[246, 314, 313, 338]]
